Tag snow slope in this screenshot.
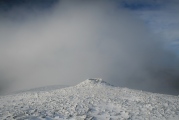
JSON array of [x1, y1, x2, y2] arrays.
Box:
[[0, 78, 179, 120], [13, 85, 68, 94]]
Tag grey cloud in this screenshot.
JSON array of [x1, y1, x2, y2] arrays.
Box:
[[0, 0, 179, 95]]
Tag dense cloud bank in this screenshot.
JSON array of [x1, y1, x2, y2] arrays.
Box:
[[0, 0, 179, 95]]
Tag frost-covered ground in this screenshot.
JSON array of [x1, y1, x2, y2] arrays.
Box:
[[0, 78, 179, 120], [13, 85, 68, 94]]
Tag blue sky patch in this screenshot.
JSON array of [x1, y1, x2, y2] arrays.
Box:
[[120, 1, 161, 10]]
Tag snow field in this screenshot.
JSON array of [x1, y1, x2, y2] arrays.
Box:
[[0, 79, 179, 120]]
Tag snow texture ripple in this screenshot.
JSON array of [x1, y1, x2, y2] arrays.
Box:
[[0, 78, 179, 120]]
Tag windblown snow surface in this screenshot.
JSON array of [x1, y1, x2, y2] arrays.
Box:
[[0, 78, 179, 120]]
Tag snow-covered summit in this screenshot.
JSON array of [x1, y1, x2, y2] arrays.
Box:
[[76, 78, 112, 87], [0, 79, 179, 120]]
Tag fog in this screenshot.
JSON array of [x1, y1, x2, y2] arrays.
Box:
[[0, 0, 179, 95]]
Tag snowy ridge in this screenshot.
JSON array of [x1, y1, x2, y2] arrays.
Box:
[[76, 78, 112, 87], [13, 85, 68, 94], [0, 79, 179, 120]]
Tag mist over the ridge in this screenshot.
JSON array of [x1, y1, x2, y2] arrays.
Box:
[[0, 0, 179, 95]]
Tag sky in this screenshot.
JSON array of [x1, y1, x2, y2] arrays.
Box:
[[0, 0, 179, 95]]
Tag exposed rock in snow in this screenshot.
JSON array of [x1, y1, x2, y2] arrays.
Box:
[[0, 79, 179, 120], [76, 78, 112, 87]]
